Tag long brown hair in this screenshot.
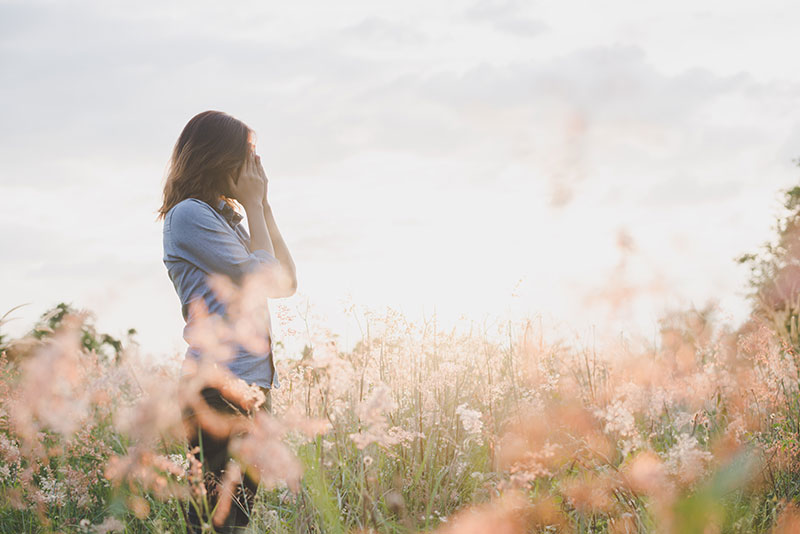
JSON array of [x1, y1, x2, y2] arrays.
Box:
[[157, 110, 252, 221]]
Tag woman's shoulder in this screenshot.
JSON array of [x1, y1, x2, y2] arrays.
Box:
[[167, 198, 217, 220], [173, 197, 213, 212], [164, 198, 224, 234]]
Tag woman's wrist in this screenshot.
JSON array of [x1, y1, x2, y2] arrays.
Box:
[[242, 198, 264, 213]]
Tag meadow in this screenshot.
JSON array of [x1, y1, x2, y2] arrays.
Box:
[[3, 187, 800, 533]]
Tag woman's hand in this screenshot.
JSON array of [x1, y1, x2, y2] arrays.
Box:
[[228, 152, 265, 209], [254, 153, 269, 208]]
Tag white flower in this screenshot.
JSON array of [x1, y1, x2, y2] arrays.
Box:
[[455, 403, 483, 436], [39, 469, 66, 507], [94, 517, 125, 534], [167, 453, 190, 480], [665, 433, 713, 485], [595, 398, 641, 456]]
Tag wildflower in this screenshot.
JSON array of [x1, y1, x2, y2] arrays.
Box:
[[212, 461, 242, 529], [8, 314, 92, 452], [167, 453, 190, 481], [186, 447, 206, 499], [432, 490, 532, 534], [94, 516, 125, 534], [773, 502, 800, 534], [455, 404, 483, 436], [665, 433, 713, 486], [127, 495, 150, 519], [227, 411, 304, 492], [104, 446, 188, 500], [350, 384, 401, 450], [594, 397, 641, 456], [622, 450, 669, 497], [560, 470, 618, 514]]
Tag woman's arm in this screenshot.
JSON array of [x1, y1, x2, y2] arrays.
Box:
[[241, 198, 296, 298], [227, 151, 295, 297], [263, 202, 297, 296], [242, 199, 274, 256], [250, 152, 297, 297]]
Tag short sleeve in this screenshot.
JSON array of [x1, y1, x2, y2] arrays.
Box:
[[167, 199, 280, 285]]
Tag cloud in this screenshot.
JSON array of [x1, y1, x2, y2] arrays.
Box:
[[341, 16, 428, 44], [464, 0, 548, 37], [0, 0, 377, 185], [639, 175, 744, 207], [1, 0, 789, 202], [318, 44, 782, 208]]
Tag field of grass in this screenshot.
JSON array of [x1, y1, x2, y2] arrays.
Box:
[[5, 183, 800, 533], [2, 278, 800, 534]]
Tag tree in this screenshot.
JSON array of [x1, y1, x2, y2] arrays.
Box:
[[1, 302, 136, 364], [736, 161, 800, 350]]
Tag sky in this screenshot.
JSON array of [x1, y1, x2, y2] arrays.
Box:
[[2, 0, 800, 361]]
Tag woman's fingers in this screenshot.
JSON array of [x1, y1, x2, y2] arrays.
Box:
[[245, 152, 254, 174], [254, 154, 268, 182]]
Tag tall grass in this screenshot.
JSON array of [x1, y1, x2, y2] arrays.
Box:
[[1, 290, 799, 533]]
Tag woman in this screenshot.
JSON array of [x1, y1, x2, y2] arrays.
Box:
[[157, 110, 297, 533]]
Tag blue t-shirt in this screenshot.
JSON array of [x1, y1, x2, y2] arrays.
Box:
[[162, 197, 280, 388]]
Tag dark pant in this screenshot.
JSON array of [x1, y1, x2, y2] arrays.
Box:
[[181, 384, 272, 534]]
